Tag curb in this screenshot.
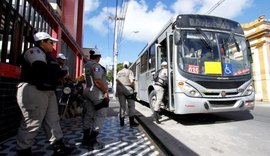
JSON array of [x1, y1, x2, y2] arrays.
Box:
[[135, 111, 199, 156]]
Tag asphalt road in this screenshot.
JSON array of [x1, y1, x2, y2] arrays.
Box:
[[135, 101, 270, 156]]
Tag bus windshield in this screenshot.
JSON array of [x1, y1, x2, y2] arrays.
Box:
[[177, 30, 251, 76]]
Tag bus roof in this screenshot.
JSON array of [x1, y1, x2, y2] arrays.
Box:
[[136, 14, 244, 59], [175, 14, 244, 34]]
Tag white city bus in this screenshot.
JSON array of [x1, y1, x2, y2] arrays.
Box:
[[130, 14, 255, 114]]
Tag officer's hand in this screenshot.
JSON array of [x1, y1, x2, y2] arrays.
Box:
[[104, 92, 109, 99]]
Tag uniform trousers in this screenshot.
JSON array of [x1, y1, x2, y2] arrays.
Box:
[[154, 85, 165, 111], [117, 85, 135, 118], [16, 83, 63, 150], [82, 91, 106, 132]]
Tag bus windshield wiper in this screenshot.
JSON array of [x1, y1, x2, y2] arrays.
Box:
[[196, 28, 213, 51], [228, 31, 240, 52]]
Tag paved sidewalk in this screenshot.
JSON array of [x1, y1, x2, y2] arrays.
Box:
[[0, 99, 161, 156]]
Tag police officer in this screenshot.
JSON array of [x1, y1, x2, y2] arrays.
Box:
[[16, 32, 75, 155], [82, 48, 109, 150], [55, 53, 75, 118], [56, 53, 72, 81], [56, 53, 68, 70], [153, 61, 168, 124], [55, 53, 69, 105], [116, 61, 139, 127]]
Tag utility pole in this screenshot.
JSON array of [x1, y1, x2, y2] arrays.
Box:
[[109, 16, 124, 99]]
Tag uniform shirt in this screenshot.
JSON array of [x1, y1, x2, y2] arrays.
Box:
[[20, 47, 67, 90], [156, 68, 168, 86], [84, 60, 107, 89], [117, 68, 134, 86]]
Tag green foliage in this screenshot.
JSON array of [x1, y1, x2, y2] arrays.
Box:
[[107, 70, 113, 82], [117, 63, 123, 71]]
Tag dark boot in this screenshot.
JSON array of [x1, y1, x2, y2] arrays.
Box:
[[158, 111, 162, 119], [90, 130, 104, 150], [52, 139, 76, 156], [80, 130, 95, 150], [17, 148, 32, 156], [81, 129, 90, 145], [129, 116, 139, 127], [153, 111, 161, 124], [120, 116, 125, 126]]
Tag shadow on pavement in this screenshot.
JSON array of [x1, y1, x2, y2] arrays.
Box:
[[136, 113, 199, 156], [161, 110, 254, 126]]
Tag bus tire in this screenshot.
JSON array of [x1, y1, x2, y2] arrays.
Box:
[[149, 90, 157, 113]]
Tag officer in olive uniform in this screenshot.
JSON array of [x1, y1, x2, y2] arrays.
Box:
[[116, 61, 139, 127], [16, 32, 75, 155], [82, 48, 109, 150], [153, 61, 168, 124]]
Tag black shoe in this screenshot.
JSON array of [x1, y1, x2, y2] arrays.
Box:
[[93, 141, 105, 150], [17, 148, 32, 156], [81, 129, 90, 145], [158, 111, 162, 119], [120, 117, 125, 126], [153, 111, 161, 124], [52, 139, 76, 156], [129, 116, 139, 127], [87, 131, 104, 150]]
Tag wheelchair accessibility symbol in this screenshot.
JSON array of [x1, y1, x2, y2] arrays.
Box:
[[223, 63, 233, 75]]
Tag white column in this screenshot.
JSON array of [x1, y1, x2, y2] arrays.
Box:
[[113, 18, 119, 99]]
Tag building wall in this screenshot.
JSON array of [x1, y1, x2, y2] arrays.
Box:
[[242, 16, 270, 102], [0, 0, 85, 142], [62, 0, 77, 39]]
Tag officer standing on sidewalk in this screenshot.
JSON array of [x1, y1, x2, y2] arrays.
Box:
[[16, 32, 75, 155], [81, 48, 109, 150], [116, 61, 139, 127]]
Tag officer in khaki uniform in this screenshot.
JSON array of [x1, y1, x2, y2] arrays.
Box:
[[82, 49, 109, 150], [153, 61, 168, 124], [116, 61, 139, 127], [16, 32, 75, 155]]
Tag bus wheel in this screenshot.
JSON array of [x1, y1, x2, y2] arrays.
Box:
[[149, 90, 157, 113]]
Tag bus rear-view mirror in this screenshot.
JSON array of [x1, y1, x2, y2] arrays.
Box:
[[174, 31, 181, 45]]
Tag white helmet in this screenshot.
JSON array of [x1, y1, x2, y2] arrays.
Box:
[[33, 32, 58, 42], [123, 61, 129, 67], [56, 53, 67, 60], [89, 48, 101, 56], [161, 61, 167, 66]]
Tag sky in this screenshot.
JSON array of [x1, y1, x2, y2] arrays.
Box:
[[82, 0, 270, 69]]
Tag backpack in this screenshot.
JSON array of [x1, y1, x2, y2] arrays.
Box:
[[153, 69, 162, 82]]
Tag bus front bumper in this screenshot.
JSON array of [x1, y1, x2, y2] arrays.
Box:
[[172, 93, 255, 114]]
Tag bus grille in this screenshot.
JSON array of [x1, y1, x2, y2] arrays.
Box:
[[203, 92, 239, 96], [209, 100, 237, 107], [197, 81, 245, 89]]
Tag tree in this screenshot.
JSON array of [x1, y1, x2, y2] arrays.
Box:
[[107, 69, 113, 82]]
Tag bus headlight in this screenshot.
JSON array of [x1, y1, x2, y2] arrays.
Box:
[[243, 83, 254, 96], [178, 81, 202, 97]]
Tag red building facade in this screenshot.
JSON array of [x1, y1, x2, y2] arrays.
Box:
[[0, 0, 85, 141]]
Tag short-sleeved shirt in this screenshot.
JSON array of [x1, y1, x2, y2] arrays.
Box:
[[24, 47, 47, 65], [84, 60, 107, 104], [117, 68, 134, 86], [20, 47, 66, 90], [84, 60, 107, 89], [156, 68, 168, 86]]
